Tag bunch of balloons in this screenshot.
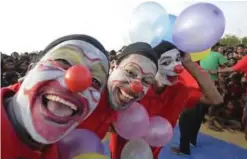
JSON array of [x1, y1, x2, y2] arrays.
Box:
[[58, 129, 105, 159], [114, 102, 173, 147], [114, 103, 173, 159], [128, 1, 225, 54]]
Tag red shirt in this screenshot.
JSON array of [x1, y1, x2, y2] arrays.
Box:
[[1, 86, 58, 159], [77, 90, 117, 139], [233, 55, 247, 73], [139, 68, 202, 127], [140, 83, 201, 127], [233, 55, 247, 94]]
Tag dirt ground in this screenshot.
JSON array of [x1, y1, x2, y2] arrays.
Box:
[[200, 123, 247, 149]]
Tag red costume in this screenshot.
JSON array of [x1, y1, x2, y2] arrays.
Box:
[[233, 55, 247, 73], [110, 67, 202, 159], [77, 90, 117, 139], [232, 55, 247, 94], [1, 85, 58, 159]]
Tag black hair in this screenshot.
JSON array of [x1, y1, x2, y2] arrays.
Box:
[[115, 42, 158, 69], [154, 40, 185, 59]]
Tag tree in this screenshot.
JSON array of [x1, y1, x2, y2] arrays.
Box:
[[241, 37, 247, 46], [220, 34, 241, 47]]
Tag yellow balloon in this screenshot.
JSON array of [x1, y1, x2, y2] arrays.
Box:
[[73, 153, 108, 159], [190, 48, 211, 61]]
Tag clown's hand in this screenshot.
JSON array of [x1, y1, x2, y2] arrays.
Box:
[[181, 52, 193, 66]]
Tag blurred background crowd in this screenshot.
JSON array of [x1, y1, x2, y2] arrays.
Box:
[[1, 35, 247, 134]]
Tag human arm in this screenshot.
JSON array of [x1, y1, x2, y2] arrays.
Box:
[[218, 55, 247, 74], [182, 54, 223, 105], [218, 67, 234, 73]]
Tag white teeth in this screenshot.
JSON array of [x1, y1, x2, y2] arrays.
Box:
[[45, 95, 78, 111], [120, 89, 134, 100]]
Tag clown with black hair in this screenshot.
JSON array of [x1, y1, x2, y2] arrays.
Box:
[[77, 42, 158, 138], [1, 34, 110, 158]]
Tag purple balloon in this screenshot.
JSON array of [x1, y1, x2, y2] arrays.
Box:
[[142, 116, 173, 147], [173, 3, 225, 53], [113, 102, 150, 140], [58, 129, 105, 159]]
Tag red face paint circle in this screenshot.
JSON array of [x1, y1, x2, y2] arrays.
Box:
[[130, 80, 143, 93], [65, 65, 92, 92]]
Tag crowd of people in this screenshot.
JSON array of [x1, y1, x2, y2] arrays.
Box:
[[1, 51, 41, 87], [206, 44, 246, 132], [1, 37, 246, 158]]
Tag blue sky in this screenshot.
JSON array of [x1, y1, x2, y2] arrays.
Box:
[[0, 0, 246, 54]]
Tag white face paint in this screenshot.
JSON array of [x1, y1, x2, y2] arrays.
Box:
[[15, 40, 109, 144], [107, 54, 157, 110], [155, 49, 183, 86]]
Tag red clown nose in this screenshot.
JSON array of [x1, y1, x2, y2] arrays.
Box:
[[65, 65, 92, 93], [130, 80, 143, 93], [174, 65, 184, 74]]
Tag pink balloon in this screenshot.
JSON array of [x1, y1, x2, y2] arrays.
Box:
[[113, 102, 150, 140], [142, 116, 173, 147]]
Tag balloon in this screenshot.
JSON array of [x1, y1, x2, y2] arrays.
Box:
[[173, 3, 225, 52], [142, 116, 173, 147], [113, 102, 150, 140], [163, 14, 177, 43], [58, 129, 105, 159], [128, 1, 169, 47], [121, 139, 153, 159], [191, 48, 211, 61], [74, 153, 108, 159], [65, 65, 92, 92]]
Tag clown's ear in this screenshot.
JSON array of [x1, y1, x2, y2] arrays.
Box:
[[110, 60, 116, 70], [27, 63, 35, 71]]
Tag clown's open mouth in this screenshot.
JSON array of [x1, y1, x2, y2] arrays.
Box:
[[167, 75, 178, 84], [41, 93, 83, 124], [115, 87, 139, 107]]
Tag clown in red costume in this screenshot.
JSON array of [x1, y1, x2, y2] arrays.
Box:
[[1, 34, 110, 159], [110, 41, 223, 159], [77, 42, 158, 139]]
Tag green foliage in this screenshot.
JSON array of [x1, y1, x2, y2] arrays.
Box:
[[220, 34, 247, 47]]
